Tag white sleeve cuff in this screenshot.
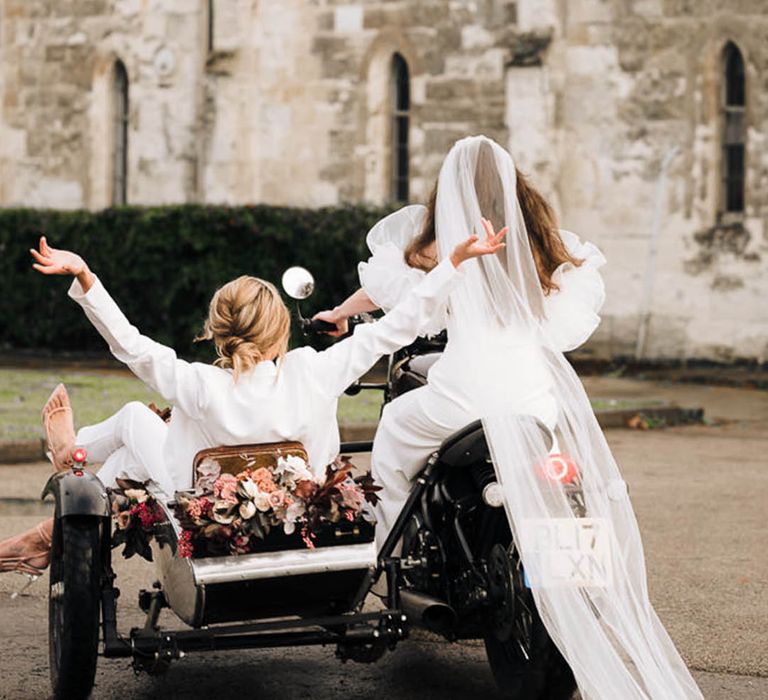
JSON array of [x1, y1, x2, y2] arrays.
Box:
[[67, 274, 108, 306]]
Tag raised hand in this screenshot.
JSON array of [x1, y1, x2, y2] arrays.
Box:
[[30, 236, 86, 276], [30, 237, 95, 291], [450, 217, 508, 268]]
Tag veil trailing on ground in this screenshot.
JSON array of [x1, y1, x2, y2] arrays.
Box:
[[434, 136, 703, 699]]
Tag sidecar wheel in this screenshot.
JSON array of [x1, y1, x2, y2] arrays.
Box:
[[483, 543, 576, 700], [49, 516, 102, 700]]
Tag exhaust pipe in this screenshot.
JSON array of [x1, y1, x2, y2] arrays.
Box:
[[399, 589, 456, 636]]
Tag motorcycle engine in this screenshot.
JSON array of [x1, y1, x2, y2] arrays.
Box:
[[400, 520, 445, 596]]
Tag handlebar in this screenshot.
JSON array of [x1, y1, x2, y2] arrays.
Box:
[[300, 317, 338, 334]]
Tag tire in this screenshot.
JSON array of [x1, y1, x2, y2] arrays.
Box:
[[49, 516, 102, 700], [484, 619, 575, 700], [483, 543, 576, 700]]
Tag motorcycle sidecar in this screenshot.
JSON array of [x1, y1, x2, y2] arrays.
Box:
[[44, 440, 405, 700]]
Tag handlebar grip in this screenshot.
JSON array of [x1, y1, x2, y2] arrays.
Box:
[[302, 318, 338, 334]]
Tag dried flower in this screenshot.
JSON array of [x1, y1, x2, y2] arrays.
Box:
[[239, 500, 257, 519], [135, 501, 163, 529], [232, 534, 251, 555], [253, 492, 272, 512], [115, 510, 132, 530], [294, 479, 316, 500], [195, 457, 222, 492], [178, 530, 194, 558], [212, 499, 237, 524], [337, 484, 365, 512], [237, 478, 259, 500], [124, 488, 149, 504]]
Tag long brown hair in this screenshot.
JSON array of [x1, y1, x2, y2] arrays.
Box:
[[404, 165, 582, 294]]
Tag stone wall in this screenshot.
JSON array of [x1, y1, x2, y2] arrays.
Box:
[[529, 0, 768, 360], [0, 0, 205, 209], [0, 0, 765, 360]]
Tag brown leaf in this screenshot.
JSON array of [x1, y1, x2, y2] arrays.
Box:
[[627, 414, 649, 430]]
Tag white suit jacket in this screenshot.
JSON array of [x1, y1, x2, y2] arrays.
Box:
[[68, 259, 461, 490]]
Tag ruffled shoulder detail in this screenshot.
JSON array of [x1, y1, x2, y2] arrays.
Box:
[[358, 206, 427, 313], [542, 230, 607, 352], [365, 204, 427, 254]]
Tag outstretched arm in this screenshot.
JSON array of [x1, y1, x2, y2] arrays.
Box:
[[311, 220, 507, 397], [30, 237, 209, 418]]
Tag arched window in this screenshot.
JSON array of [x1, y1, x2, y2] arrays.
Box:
[[207, 0, 215, 53], [390, 53, 410, 203], [112, 60, 129, 206], [721, 42, 745, 215]]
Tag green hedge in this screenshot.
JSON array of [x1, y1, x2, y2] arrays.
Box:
[[0, 205, 390, 359]]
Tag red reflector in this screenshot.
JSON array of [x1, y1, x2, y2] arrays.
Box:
[[72, 448, 87, 464], [73, 470, 84, 477]]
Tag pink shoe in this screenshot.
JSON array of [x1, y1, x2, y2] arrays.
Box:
[[41, 384, 76, 472], [0, 521, 53, 598]]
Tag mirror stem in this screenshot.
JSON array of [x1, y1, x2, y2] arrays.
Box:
[[296, 301, 311, 332]]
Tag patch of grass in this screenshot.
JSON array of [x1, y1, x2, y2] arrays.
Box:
[[338, 391, 383, 425], [0, 368, 670, 443], [0, 368, 163, 441], [0, 368, 385, 441], [590, 397, 667, 412]]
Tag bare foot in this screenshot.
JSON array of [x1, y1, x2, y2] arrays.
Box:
[[42, 384, 76, 472], [0, 518, 53, 573]]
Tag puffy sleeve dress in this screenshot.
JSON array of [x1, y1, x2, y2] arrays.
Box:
[[358, 208, 606, 352], [541, 229, 607, 352]]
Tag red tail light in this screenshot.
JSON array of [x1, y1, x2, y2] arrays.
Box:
[[540, 453, 579, 484], [72, 447, 88, 464]]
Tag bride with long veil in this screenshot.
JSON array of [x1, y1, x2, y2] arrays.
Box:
[[318, 135, 704, 699]]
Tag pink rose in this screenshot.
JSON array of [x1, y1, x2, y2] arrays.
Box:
[[268, 490, 285, 509], [252, 468, 272, 482], [213, 474, 238, 503]]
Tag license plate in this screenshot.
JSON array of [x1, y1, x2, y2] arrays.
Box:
[[520, 518, 612, 588]]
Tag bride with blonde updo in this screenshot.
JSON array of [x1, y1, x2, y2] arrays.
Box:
[[198, 276, 291, 378]]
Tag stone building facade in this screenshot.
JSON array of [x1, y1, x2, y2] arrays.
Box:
[[0, 0, 766, 360]]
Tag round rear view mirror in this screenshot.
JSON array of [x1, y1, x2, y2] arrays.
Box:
[[281, 266, 315, 300]]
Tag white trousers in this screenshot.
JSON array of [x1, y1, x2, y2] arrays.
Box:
[[75, 402, 172, 494], [371, 385, 476, 549]]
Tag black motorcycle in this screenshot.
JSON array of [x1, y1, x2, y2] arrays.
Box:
[[41, 266, 576, 700], [341, 328, 576, 699]]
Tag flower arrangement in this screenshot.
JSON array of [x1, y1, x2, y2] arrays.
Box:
[[173, 454, 380, 558], [110, 479, 170, 562]]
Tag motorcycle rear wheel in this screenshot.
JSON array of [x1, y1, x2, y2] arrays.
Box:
[[483, 543, 576, 700], [49, 515, 102, 700]]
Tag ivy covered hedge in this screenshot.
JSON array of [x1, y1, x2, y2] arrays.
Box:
[[0, 205, 390, 358]]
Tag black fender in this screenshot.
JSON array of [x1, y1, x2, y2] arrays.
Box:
[[42, 469, 110, 519]]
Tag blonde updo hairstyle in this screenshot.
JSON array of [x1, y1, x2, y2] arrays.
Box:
[[197, 275, 291, 379]]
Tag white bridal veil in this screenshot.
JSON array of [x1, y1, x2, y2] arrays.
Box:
[[433, 136, 703, 700]]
